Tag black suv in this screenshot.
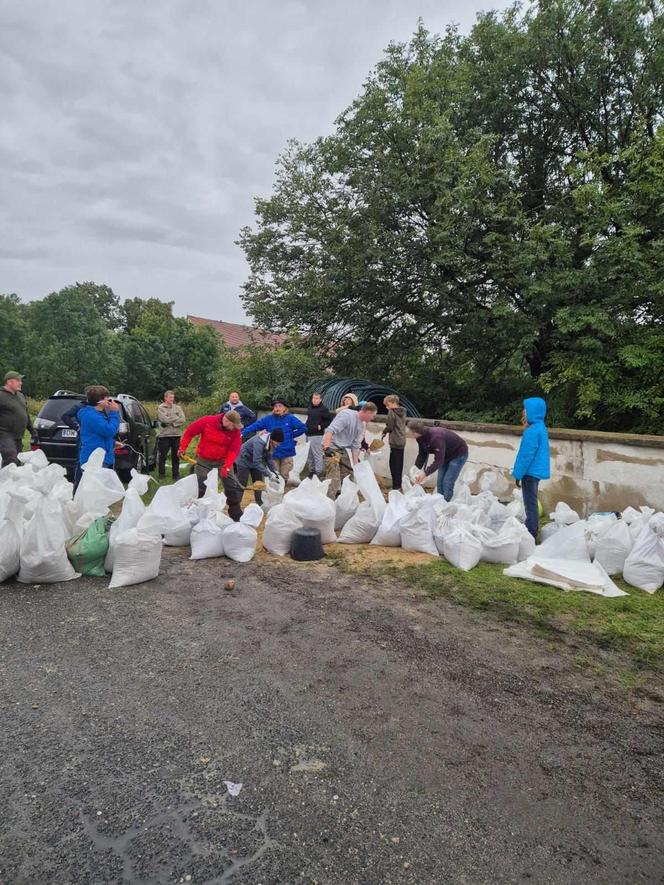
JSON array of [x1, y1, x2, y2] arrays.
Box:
[[31, 391, 158, 483]]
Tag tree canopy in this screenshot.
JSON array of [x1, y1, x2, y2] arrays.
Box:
[[239, 0, 664, 432]]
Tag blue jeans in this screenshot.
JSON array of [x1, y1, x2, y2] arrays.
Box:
[[437, 454, 468, 501], [521, 475, 540, 539]]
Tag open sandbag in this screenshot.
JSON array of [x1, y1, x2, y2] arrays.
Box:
[[105, 487, 146, 572], [190, 500, 226, 560], [371, 491, 408, 547], [334, 476, 360, 531], [623, 514, 664, 593], [352, 460, 386, 521], [18, 496, 79, 584]]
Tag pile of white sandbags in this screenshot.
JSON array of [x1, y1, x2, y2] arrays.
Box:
[[263, 476, 336, 555]]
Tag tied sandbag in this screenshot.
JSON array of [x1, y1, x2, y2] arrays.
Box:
[[18, 496, 79, 584], [263, 503, 302, 556], [335, 476, 360, 530], [0, 518, 21, 582], [138, 475, 199, 543], [66, 516, 111, 577], [372, 490, 408, 547], [442, 523, 482, 572], [282, 477, 336, 544], [399, 497, 443, 557], [480, 517, 524, 565], [541, 501, 581, 541], [109, 528, 162, 589], [223, 503, 264, 563], [105, 487, 146, 572], [190, 501, 226, 560], [17, 449, 49, 470], [338, 501, 380, 545], [262, 474, 285, 513], [593, 519, 633, 575], [287, 441, 310, 486], [73, 448, 126, 529], [624, 506, 656, 544], [623, 514, 664, 593], [534, 520, 590, 562]]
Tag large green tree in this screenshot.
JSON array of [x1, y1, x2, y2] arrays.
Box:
[[239, 0, 664, 430]]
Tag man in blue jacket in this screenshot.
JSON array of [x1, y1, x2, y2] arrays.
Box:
[[76, 385, 121, 487], [512, 396, 550, 539], [241, 399, 307, 482], [220, 391, 256, 428]]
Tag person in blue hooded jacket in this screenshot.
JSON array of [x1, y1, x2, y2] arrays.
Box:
[[241, 398, 307, 482], [512, 396, 550, 539], [76, 385, 121, 487]]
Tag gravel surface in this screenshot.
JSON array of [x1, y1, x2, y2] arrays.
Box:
[[1, 547, 662, 884]]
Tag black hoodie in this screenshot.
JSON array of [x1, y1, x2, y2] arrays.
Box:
[[305, 400, 332, 436]]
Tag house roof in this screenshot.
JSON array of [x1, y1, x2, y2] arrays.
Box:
[[187, 315, 286, 349]]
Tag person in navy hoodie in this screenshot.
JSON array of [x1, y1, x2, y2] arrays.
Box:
[[512, 396, 550, 539], [241, 398, 307, 483], [76, 386, 121, 488], [220, 390, 256, 428]]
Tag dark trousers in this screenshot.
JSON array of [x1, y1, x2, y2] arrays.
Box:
[[235, 464, 265, 504], [157, 435, 181, 479], [521, 475, 540, 539], [0, 433, 21, 468], [194, 460, 243, 521], [389, 446, 404, 491]]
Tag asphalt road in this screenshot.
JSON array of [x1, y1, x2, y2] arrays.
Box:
[[1, 547, 662, 884]]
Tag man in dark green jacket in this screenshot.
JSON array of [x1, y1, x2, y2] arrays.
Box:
[[0, 371, 33, 467]]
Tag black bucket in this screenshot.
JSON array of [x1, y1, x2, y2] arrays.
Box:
[[290, 527, 325, 561]]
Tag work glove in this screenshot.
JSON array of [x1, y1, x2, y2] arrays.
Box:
[[220, 466, 230, 478]]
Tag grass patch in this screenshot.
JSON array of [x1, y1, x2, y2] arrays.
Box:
[[337, 554, 664, 674]]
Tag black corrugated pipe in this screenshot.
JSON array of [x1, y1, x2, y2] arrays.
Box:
[[306, 378, 420, 417]]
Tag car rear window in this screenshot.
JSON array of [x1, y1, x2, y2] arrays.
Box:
[[39, 397, 84, 423]]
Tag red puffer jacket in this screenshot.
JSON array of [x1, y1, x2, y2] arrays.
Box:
[[179, 415, 241, 469]]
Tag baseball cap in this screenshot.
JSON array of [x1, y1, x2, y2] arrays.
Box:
[[223, 409, 242, 428], [4, 371, 24, 382]]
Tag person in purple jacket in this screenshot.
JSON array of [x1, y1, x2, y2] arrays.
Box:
[[411, 422, 469, 501]]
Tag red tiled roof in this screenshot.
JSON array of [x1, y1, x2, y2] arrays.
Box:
[[187, 315, 286, 349]]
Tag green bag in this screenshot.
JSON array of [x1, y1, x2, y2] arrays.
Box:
[[66, 516, 112, 577]]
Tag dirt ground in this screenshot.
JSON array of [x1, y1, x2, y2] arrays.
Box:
[[1, 541, 663, 884]]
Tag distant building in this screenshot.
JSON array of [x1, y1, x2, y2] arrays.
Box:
[[187, 315, 286, 349]]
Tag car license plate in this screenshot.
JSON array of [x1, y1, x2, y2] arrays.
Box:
[[61, 429, 78, 438]]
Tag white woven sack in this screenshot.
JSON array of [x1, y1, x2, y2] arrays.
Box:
[[442, 523, 482, 571], [399, 504, 439, 556], [263, 504, 301, 556], [338, 501, 380, 545], [109, 528, 162, 588], [371, 490, 408, 547], [105, 487, 146, 572], [481, 517, 523, 565], [283, 477, 336, 544], [335, 476, 360, 530], [18, 497, 79, 584], [593, 519, 633, 575], [222, 505, 265, 562], [0, 518, 21, 582], [623, 515, 664, 593], [288, 441, 310, 485], [190, 516, 225, 560], [352, 460, 386, 521]]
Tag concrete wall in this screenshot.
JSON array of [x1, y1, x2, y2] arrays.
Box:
[[258, 410, 664, 515]]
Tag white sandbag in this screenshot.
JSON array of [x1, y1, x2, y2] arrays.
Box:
[[452, 483, 473, 506], [442, 523, 482, 571], [504, 489, 525, 523], [108, 528, 162, 588], [549, 501, 580, 526], [17, 497, 79, 584], [593, 519, 633, 575], [262, 473, 285, 513], [17, 449, 49, 470], [0, 518, 21, 582], [223, 506, 263, 562], [104, 487, 146, 572], [372, 490, 408, 547], [334, 476, 360, 530], [338, 501, 380, 545], [283, 477, 336, 544], [127, 468, 151, 496], [288, 441, 310, 485], [504, 557, 627, 597], [518, 527, 536, 562], [481, 517, 523, 565], [399, 504, 439, 556], [540, 522, 561, 542], [627, 506, 656, 543], [352, 460, 386, 521], [623, 515, 664, 593], [138, 483, 196, 540], [190, 501, 226, 560], [263, 503, 301, 556], [163, 503, 199, 547], [533, 520, 590, 562], [73, 448, 126, 529]]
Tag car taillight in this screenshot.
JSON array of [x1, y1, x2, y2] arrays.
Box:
[[114, 446, 129, 455], [31, 443, 41, 451]]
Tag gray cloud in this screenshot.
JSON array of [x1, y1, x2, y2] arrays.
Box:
[[0, 0, 511, 323]]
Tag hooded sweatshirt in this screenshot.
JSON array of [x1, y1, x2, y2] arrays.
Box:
[[415, 427, 468, 476], [382, 406, 407, 448], [513, 397, 550, 481], [220, 400, 256, 428]]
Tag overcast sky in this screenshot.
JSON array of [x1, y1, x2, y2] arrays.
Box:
[[1, 0, 510, 324]]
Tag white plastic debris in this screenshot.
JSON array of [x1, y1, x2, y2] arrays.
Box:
[[504, 558, 627, 598], [223, 781, 243, 797]]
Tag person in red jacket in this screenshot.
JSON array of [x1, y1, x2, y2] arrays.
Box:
[[178, 410, 243, 519]]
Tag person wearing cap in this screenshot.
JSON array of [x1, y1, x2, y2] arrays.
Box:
[[241, 399, 307, 483], [234, 428, 284, 505], [0, 371, 33, 468], [178, 410, 244, 518]]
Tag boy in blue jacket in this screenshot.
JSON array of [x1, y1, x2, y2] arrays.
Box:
[[76, 385, 121, 487], [512, 396, 550, 539], [241, 399, 307, 482]]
